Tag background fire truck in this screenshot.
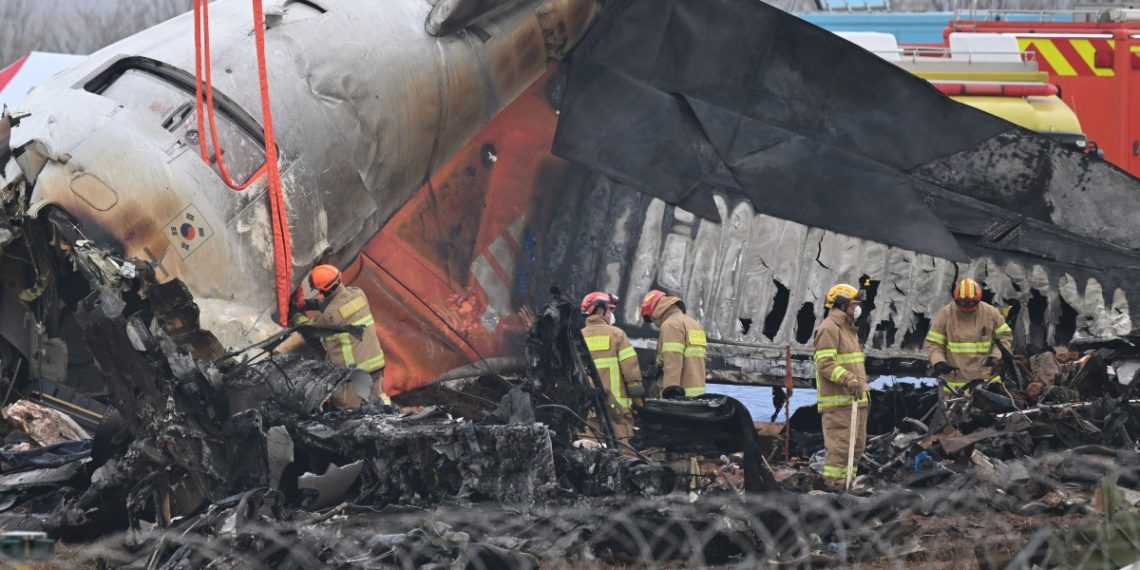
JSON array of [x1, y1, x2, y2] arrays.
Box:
[[948, 8, 1140, 176]]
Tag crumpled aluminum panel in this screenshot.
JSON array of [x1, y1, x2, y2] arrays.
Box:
[[7, 0, 606, 346]]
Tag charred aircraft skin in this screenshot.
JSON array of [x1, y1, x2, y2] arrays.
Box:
[[1, 0, 1139, 403], [350, 0, 1140, 393], [351, 74, 1140, 393], [0, 0, 616, 395], [1, 0, 609, 344]]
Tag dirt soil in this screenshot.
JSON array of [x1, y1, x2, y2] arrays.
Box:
[[853, 512, 1096, 569]]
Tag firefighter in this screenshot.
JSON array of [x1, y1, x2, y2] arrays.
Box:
[[580, 292, 645, 447], [291, 265, 388, 409], [925, 277, 1013, 394], [812, 283, 869, 491], [640, 290, 707, 398]]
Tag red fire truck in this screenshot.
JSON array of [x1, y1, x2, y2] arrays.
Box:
[[947, 8, 1140, 177]]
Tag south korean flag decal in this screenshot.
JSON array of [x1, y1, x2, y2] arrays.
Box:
[[165, 204, 213, 259]]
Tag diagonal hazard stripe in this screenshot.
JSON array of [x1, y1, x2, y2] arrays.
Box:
[[1070, 39, 1113, 77], [1019, 39, 1053, 75], [1055, 38, 1096, 77], [1020, 38, 1077, 76]]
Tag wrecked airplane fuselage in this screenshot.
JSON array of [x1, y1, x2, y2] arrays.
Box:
[[355, 0, 1140, 391], [0, 0, 614, 526], [1, 0, 1140, 416], [0, 0, 610, 392], [1, 1, 1140, 564]]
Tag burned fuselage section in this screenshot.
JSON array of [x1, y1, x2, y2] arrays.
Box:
[[0, 0, 1138, 541], [2, 1, 1140, 566], [342, 70, 1140, 393], [1, 0, 1138, 403], [0, 0, 612, 398], [544, 0, 1140, 385]]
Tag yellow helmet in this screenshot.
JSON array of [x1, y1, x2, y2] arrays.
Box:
[[825, 283, 864, 309]]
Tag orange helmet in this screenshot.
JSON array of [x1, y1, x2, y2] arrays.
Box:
[[309, 264, 341, 293], [640, 290, 667, 322], [953, 278, 982, 312], [580, 291, 616, 315]]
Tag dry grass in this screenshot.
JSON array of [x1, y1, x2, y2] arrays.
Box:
[[0, 541, 101, 570], [851, 512, 1096, 570]]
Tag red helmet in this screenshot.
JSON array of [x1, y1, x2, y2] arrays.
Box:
[[953, 277, 982, 312], [309, 264, 341, 293], [580, 291, 616, 315], [640, 290, 667, 322]]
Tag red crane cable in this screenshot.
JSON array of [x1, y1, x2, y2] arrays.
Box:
[[193, 0, 267, 190], [193, 0, 293, 326]]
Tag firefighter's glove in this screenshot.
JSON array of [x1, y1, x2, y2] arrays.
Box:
[[644, 364, 662, 381], [290, 287, 306, 311], [626, 383, 646, 398], [661, 385, 687, 400], [930, 361, 956, 377], [631, 397, 645, 410], [845, 378, 867, 399], [984, 356, 1000, 369]]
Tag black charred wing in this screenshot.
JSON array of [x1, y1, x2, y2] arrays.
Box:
[[553, 0, 1140, 263]]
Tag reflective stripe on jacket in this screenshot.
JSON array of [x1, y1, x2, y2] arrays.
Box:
[[582, 315, 643, 409], [925, 301, 1012, 390], [652, 297, 707, 397], [300, 285, 386, 373], [812, 308, 869, 411]]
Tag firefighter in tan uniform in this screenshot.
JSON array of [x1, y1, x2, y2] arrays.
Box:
[[640, 290, 707, 398], [292, 265, 388, 409], [580, 292, 645, 447], [925, 278, 1013, 394], [812, 283, 870, 490]]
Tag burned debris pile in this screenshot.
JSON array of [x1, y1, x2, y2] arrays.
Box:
[[0, 269, 789, 567], [767, 345, 1140, 566], [783, 346, 1140, 496], [0, 234, 1136, 567], [296, 410, 557, 507], [879, 347, 1140, 488]]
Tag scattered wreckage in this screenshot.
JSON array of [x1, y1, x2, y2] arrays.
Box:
[[2, 0, 1140, 409], [0, 261, 781, 566], [1, 0, 1140, 566], [0, 250, 1135, 567]]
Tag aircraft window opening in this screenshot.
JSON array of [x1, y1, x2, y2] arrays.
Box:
[[85, 58, 267, 186]]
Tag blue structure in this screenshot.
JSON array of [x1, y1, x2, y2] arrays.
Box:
[[798, 11, 1075, 45], [798, 12, 954, 44]]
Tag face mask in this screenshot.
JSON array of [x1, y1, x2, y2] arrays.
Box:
[[852, 306, 863, 320], [607, 312, 616, 325]]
